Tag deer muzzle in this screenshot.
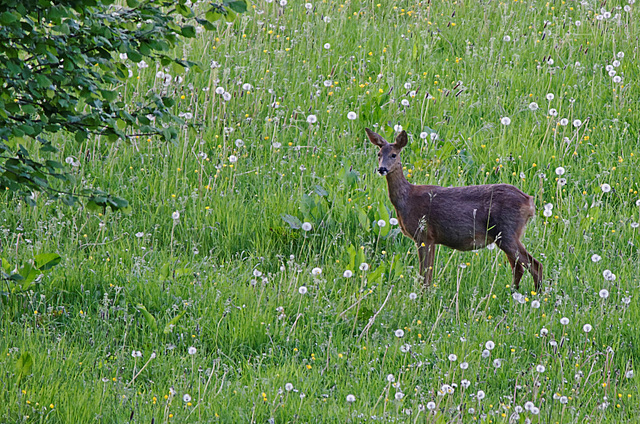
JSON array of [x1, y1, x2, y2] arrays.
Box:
[[378, 167, 388, 176]]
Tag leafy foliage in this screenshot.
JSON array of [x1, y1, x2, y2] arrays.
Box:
[[0, 0, 246, 208]]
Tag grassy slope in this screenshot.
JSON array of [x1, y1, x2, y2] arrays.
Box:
[[1, 0, 640, 422]]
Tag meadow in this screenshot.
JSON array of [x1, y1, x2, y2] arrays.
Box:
[[1, 0, 640, 422]]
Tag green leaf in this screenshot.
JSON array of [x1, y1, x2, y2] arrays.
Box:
[[225, 0, 248, 13], [357, 209, 369, 232], [206, 10, 222, 22], [35, 74, 52, 88], [181, 25, 196, 38], [357, 306, 374, 323], [18, 263, 42, 288], [34, 253, 61, 271], [376, 202, 390, 237], [136, 304, 158, 333], [16, 352, 33, 381], [367, 263, 386, 282], [224, 9, 236, 22], [176, 3, 193, 18], [164, 310, 186, 334], [127, 50, 142, 62], [314, 184, 328, 197], [0, 11, 17, 24], [282, 214, 302, 229], [75, 130, 87, 142], [158, 263, 170, 280]]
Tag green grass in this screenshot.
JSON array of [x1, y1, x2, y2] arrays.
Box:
[[1, 0, 640, 422]]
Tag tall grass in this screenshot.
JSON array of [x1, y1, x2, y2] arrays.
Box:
[[1, 0, 639, 422]]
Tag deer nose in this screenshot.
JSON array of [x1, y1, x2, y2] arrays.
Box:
[[378, 167, 388, 176]]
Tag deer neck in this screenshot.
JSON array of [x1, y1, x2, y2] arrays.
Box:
[[385, 166, 411, 209]]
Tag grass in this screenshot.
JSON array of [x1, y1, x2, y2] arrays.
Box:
[[1, 0, 640, 422]]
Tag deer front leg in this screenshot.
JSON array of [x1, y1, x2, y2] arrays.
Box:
[[424, 242, 436, 288], [417, 231, 436, 289], [417, 242, 426, 276]]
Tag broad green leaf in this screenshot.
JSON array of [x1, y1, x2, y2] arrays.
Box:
[[225, 0, 248, 13], [181, 25, 196, 38], [16, 352, 33, 381], [282, 214, 302, 229], [206, 10, 222, 22], [164, 310, 186, 334], [18, 263, 41, 287], [314, 184, 328, 197], [368, 263, 386, 282], [34, 252, 61, 271], [35, 74, 52, 88], [136, 304, 158, 333]]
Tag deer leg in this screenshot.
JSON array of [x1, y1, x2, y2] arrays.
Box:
[[417, 243, 426, 276], [517, 241, 543, 292], [504, 251, 525, 290], [424, 242, 436, 288], [500, 240, 525, 290]]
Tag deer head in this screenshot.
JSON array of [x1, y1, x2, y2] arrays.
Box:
[[365, 128, 408, 176]]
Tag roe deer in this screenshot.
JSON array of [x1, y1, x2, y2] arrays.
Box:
[[366, 128, 543, 291]]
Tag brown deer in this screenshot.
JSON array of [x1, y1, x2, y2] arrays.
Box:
[[366, 128, 543, 291]]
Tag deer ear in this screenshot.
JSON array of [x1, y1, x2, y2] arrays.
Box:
[[365, 128, 387, 148], [394, 130, 408, 149]]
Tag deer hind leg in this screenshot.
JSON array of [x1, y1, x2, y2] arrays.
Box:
[[517, 240, 543, 292], [500, 239, 526, 290], [500, 239, 542, 291]]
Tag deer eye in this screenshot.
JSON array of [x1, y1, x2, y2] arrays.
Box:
[[391, 154, 397, 158]]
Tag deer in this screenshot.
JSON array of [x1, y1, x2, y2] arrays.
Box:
[[366, 128, 543, 291]]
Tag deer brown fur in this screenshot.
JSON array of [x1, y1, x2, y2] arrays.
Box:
[[366, 128, 543, 291]]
